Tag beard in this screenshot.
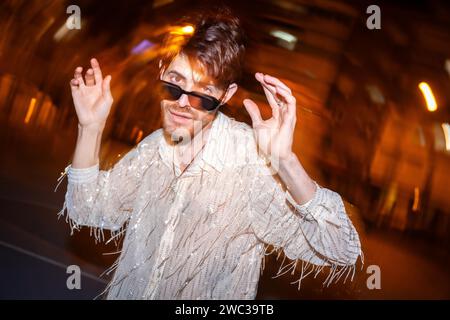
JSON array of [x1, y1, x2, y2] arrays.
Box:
[[160, 100, 217, 146], [161, 101, 200, 145]]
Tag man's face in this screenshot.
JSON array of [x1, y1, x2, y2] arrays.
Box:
[[160, 54, 227, 142]]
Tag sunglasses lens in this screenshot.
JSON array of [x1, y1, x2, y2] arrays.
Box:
[[161, 83, 182, 100], [200, 97, 219, 111], [186, 94, 219, 111], [187, 96, 204, 110]]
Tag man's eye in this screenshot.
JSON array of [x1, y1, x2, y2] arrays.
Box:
[[169, 75, 182, 83]]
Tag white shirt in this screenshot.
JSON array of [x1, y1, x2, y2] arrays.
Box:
[[58, 111, 362, 299]]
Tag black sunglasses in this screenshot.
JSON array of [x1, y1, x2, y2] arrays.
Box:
[[159, 80, 226, 111]]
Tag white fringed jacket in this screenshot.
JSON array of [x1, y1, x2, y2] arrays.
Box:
[[57, 111, 362, 299]]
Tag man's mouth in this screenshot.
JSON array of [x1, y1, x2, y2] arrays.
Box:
[[168, 108, 193, 122]]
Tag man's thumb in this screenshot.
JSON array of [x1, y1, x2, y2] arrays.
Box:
[[102, 75, 113, 100], [243, 99, 262, 125]]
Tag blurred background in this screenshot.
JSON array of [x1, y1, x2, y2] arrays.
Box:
[[0, 0, 449, 299]]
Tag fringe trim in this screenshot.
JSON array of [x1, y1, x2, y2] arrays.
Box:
[[55, 164, 126, 245], [54, 164, 70, 193], [56, 199, 128, 245], [262, 243, 364, 291]]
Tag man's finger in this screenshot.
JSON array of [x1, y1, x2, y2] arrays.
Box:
[[70, 78, 79, 92], [91, 58, 103, 85], [85, 68, 95, 86], [102, 75, 113, 101], [259, 80, 277, 96], [243, 98, 262, 126], [275, 85, 296, 120], [261, 86, 280, 120], [256, 73, 276, 95], [74, 67, 85, 86], [274, 85, 296, 105], [263, 74, 292, 94], [257, 73, 294, 120], [256, 73, 281, 117]]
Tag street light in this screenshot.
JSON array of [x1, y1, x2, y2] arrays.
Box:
[[418, 82, 437, 112]]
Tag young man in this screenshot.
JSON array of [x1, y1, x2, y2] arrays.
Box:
[[59, 10, 361, 299]]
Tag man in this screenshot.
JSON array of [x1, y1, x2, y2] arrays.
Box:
[[59, 9, 361, 299]]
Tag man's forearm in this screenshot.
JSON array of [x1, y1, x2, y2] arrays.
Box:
[[71, 123, 105, 169], [277, 152, 317, 205]]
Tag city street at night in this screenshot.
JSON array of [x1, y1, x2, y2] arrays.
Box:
[[0, 0, 449, 301]]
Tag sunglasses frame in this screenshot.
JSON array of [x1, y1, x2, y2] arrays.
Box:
[[159, 80, 227, 111]]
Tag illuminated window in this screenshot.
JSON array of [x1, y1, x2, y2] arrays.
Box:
[[270, 30, 297, 50]]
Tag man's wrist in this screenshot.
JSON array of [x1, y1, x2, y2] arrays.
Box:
[[78, 121, 106, 133], [278, 151, 297, 172], [72, 123, 104, 169], [276, 151, 317, 205]]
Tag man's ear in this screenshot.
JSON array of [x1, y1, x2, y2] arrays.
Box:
[[222, 83, 238, 104]]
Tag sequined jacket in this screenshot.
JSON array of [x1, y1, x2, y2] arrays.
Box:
[[57, 111, 362, 299]]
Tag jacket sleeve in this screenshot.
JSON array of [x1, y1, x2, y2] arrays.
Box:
[[248, 166, 362, 288], [57, 134, 155, 241]]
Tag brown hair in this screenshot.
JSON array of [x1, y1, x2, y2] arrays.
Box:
[[159, 6, 246, 89]]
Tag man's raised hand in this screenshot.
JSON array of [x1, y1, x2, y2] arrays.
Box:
[[243, 72, 297, 163], [70, 58, 113, 129]]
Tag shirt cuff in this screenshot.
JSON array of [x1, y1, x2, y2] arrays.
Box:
[[67, 163, 99, 184], [285, 181, 342, 227], [285, 180, 319, 209]]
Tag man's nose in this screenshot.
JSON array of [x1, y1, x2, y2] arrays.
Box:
[[177, 94, 190, 108]]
